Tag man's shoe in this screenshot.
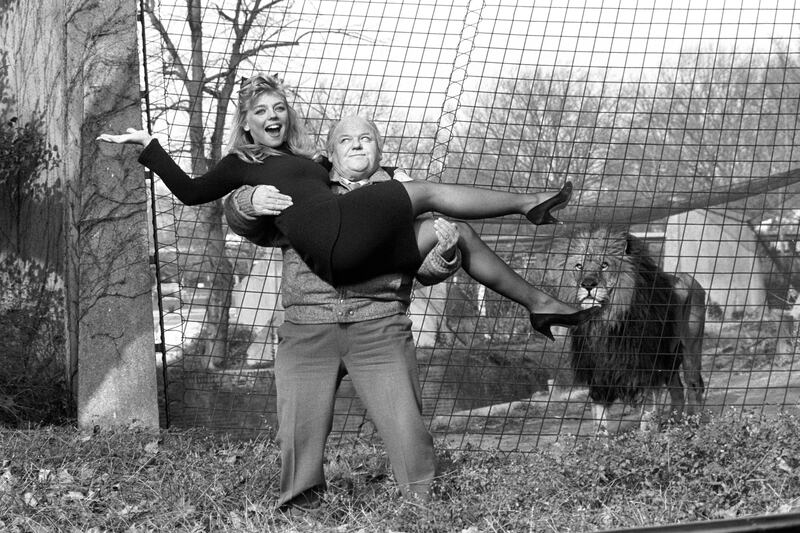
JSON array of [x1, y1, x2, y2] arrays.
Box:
[[278, 489, 324, 516]]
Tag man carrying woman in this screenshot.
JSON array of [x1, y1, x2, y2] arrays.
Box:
[[97, 74, 598, 509], [225, 115, 461, 510]]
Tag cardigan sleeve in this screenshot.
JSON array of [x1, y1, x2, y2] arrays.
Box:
[[415, 234, 461, 286], [223, 185, 284, 247]]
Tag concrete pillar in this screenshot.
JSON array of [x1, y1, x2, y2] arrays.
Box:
[[2, 1, 158, 428]]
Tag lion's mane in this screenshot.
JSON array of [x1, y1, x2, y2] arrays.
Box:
[[562, 227, 684, 407]]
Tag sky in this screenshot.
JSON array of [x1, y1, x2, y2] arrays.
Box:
[[274, 0, 799, 85], [151, 0, 800, 145], [222, 0, 799, 122]]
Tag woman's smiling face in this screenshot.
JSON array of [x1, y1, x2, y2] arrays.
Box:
[[244, 92, 289, 148]]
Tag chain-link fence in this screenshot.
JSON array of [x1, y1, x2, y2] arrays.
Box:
[[139, 0, 800, 450]]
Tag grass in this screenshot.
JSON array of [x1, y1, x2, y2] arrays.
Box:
[[1, 409, 800, 532]]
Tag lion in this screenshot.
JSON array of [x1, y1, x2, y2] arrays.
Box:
[[558, 227, 706, 434]]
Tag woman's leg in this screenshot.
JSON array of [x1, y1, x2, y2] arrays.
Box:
[[415, 219, 580, 316], [416, 218, 598, 339], [402, 180, 572, 224]]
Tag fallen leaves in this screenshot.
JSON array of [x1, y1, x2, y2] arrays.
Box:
[[0, 427, 281, 532], [0, 411, 799, 532]]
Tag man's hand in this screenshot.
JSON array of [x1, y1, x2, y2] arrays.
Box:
[[250, 184, 293, 216], [433, 218, 460, 261]]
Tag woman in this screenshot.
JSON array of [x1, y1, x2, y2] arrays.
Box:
[[98, 75, 597, 338]]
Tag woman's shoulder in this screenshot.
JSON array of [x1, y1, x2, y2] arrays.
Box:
[[274, 152, 328, 172], [219, 152, 250, 166], [221, 149, 327, 178], [218, 152, 274, 175]]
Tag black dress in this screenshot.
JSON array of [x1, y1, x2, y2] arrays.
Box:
[[139, 140, 423, 285]]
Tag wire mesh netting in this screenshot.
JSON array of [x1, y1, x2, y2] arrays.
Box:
[[140, 0, 800, 450]]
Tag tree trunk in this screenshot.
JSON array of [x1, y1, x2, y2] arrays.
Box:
[[176, 200, 234, 370], [173, 0, 234, 370]]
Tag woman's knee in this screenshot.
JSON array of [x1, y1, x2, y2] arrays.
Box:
[[402, 180, 438, 214], [413, 216, 437, 245], [452, 220, 478, 242]]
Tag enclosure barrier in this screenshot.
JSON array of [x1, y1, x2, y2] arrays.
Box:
[[139, 0, 800, 451]]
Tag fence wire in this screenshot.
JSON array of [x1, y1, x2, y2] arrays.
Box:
[[140, 0, 800, 450]]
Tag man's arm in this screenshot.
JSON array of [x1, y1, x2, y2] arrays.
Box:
[[224, 179, 461, 283], [416, 245, 461, 286], [223, 185, 283, 247]]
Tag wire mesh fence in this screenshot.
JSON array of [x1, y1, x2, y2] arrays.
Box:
[[139, 0, 800, 450]]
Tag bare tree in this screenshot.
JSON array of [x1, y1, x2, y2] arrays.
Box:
[[606, 48, 800, 226], [143, 0, 353, 368], [451, 71, 611, 193], [458, 54, 800, 229]]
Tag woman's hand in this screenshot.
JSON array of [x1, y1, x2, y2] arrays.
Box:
[[433, 218, 460, 261], [250, 184, 293, 216], [96, 128, 154, 147]]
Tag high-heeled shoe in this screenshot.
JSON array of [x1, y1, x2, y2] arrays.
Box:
[[529, 306, 600, 341], [525, 181, 573, 225]]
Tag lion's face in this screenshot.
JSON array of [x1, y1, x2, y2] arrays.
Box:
[[561, 228, 638, 319]]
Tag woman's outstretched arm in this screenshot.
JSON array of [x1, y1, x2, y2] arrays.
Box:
[[97, 128, 243, 206]]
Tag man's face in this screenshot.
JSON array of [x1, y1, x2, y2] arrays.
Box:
[[330, 117, 380, 180]]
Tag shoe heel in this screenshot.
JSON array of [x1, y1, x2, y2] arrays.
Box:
[[529, 306, 599, 341], [525, 181, 573, 225], [529, 314, 555, 341]]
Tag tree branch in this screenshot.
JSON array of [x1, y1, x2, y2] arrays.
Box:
[[142, 1, 188, 82], [571, 169, 800, 225]]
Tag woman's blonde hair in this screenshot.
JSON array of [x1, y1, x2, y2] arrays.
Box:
[[227, 74, 319, 163]]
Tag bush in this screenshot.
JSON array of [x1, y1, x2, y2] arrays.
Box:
[[0, 112, 66, 427]]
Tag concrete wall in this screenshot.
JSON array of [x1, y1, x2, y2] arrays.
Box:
[[1, 1, 158, 428], [664, 209, 768, 317]]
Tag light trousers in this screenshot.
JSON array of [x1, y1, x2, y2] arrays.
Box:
[[274, 314, 436, 506]]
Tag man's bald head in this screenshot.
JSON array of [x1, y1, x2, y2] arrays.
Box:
[[327, 116, 383, 181]]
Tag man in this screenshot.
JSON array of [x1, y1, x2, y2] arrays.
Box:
[[224, 115, 460, 510]]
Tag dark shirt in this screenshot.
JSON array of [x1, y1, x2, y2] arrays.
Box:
[[139, 139, 331, 207], [139, 139, 342, 281]]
